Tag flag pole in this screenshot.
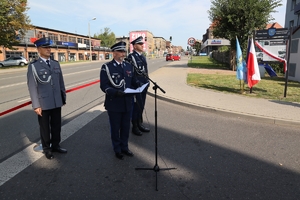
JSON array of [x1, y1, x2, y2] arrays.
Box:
[[242, 80, 245, 94], [239, 80, 242, 91]]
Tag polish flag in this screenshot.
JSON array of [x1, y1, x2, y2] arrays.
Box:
[[247, 38, 261, 88]]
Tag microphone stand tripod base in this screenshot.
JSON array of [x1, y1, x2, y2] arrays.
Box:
[[135, 83, 175, 191]]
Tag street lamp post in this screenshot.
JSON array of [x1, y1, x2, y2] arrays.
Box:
[[88, 17, 96, 61]]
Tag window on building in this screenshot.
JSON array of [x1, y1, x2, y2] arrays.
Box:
[[48, 33, 58, 43], [292, 0, 296, 10], [60, 35, 68, 42], [290, 20, 294, 28], [77, 38, 82, 43], [84, 39, 89, 45], [5, 51, 23, 59], [69, 36, 76, 43]]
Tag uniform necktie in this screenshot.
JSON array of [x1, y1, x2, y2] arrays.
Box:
[[46, 60, 50, 68]]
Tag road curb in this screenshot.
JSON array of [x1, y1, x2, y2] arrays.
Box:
[[147, 92, 300, 128]]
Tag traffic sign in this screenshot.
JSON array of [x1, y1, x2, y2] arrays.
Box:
[[187, 37, 196, 46]]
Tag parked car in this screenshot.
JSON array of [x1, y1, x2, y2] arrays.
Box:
[[0, 56, 28, 67], [166, 54, 181, 61]]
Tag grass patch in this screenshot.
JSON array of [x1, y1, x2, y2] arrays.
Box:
[[188, 56, 228, 70], [187, 56, 300, 102]]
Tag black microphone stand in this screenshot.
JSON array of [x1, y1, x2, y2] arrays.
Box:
[[125, 58, 176, 191]]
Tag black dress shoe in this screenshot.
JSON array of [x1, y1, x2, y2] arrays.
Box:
[[138, 123, 150, 132], [132, 121, 143, 136], [121, 150, 134, 157], [45, 151, 54, 159], [132, 126, 143, 136], [115, 153, 124, 160], [52, 147, 67, 153]]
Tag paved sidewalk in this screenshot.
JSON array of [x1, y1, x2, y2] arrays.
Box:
[[148, 58, 300, 127]]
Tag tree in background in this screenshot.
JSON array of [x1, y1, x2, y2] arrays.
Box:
[[0, 0, 32, 49], [94, 27, 116, 48], [208, 0, 282, 70], [193, 41, 201, 55]]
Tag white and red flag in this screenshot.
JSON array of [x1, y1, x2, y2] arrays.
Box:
[[247, 37, 261, 88]]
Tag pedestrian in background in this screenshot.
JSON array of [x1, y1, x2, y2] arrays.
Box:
[[100, 41, 141, 160], [127, 36, 150, 136], [27, 37, 67, 160]]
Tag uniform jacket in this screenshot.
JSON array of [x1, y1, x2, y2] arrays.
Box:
[[27, 58, 66, 110], [100, 59, 139, 112], [127, 51, 149, 84]]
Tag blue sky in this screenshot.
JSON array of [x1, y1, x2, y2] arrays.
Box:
[[26, 0, 287, 48]]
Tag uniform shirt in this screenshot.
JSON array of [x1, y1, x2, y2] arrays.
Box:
[[127, 50, 149, 84], [100, 59, 139, 112], [27, 57, 66, 110]]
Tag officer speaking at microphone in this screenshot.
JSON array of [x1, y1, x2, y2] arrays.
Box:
[[27, 37, 67, 160], [100, 41, 142, 160], [127, 36, 150, 136]]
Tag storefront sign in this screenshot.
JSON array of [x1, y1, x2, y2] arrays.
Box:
[[56, 41, 78, 47]]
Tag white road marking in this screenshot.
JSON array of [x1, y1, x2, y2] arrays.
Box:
[[0, 82, 27, 89], [0, 68, 100, 89], [18, 98, 31, 103], [0, 104, 105, 186]]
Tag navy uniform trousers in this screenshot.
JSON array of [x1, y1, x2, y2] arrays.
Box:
[[132, 89, 147, 121], [107, 110, 131, 153]]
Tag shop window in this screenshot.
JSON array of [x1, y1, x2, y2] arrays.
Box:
[[28, 52, 38, 61], [5, 51, 23, 59], [58, 53, 66, 62]]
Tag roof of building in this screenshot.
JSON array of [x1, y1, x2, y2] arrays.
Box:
[[265, 22, 283, 29]]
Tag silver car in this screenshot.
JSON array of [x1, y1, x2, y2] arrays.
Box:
[[0, 56, 28, 67]]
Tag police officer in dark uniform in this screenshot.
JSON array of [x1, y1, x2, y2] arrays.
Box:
[[27, 37, 67, 160], [127, 36, 150, 136], [100, 41, 141, 160]]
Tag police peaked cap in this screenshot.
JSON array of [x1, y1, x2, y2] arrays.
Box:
[[131, 36, 144, 45], [111, 41, 126, 51], [34, 37, 53, 47]]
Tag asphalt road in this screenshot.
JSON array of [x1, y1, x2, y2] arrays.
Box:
[[1, 57, 300, 199], [0, 96, 300, 199], [0, 58, 164, 161]]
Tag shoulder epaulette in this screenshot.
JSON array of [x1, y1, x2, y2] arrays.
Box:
[[50, 59, 59, 63], [30, 59, 38, 64], [104, 60, 113, 65]]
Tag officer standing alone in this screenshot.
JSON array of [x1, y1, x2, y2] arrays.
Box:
[[127, 36, 150, 136], [100, 41, 141, 160], [27, 37, 67, 160]]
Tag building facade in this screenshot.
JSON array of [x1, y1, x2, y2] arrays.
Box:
[[285, 0, 300, 82], [201, 24, 230, 54], [0, 26, 108, 62], [128, 31, 168, 57], [1, 27, 182, 62]]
